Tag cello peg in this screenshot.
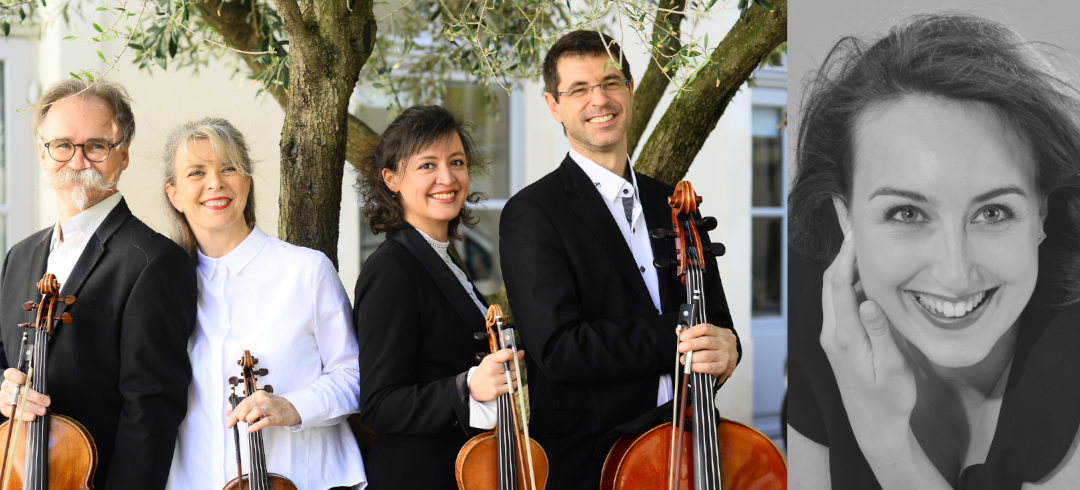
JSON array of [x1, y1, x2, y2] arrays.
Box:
[[697, 216, 718, 231], [256, 368, 268, 376], [650, 228, 674, 240], [473, 332, 488, 341], [64, 296, 76, 305], [22, 302, 35, 311], [58, 313, 73, 324], [653, 256, 674, 269], [706, 242, 725, 257], [264, 385, 274, 394]]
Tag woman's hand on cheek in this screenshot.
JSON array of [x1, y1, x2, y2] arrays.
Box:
[[820, 232, 917, 459]]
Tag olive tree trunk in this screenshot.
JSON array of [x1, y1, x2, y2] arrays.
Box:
[[274, 0, 376, 267], [627, 0, 688, 156], [635, 0, 787, 185]]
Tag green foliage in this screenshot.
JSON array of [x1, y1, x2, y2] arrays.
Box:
[[1, 0, 770, 118]]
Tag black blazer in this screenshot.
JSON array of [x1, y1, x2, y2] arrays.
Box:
[[0, 198, 197, 490], [354, 225, 491, 490], [499, 156, 739, 490]]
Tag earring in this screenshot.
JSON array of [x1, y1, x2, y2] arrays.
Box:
[[1038, 230, 1047, 244]]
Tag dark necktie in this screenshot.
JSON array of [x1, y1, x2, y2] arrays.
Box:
[[622, 196, 633, 225]]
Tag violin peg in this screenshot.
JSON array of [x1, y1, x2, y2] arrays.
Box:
[[256, 368, 268, 376], [22, 302, 35, 311], [650, 228, 674, 240], [698, 216, 718, 232], [264, 385, 273, 394], [229, 376, 238, 385], [17, 323, 31, 329], [653, 256, 673, 269], [707, 242, 725, 257], [59, 313, 73, 324], [64, 296, 76, 305], [473, 331, 488, 341], [475, 352, 487, 363]]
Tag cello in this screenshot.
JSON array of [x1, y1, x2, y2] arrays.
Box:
[[0, 273, 97, 490], [600, 182, 787, 489], [222, 351, 297, 490], [455, 305, 548, 490]]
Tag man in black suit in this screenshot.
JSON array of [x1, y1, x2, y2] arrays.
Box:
[[499, 30, 741, 489], [0, 79, 196, 489]]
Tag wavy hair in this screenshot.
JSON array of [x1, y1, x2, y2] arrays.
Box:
[[789, 13, 1080, 307], [358, 105, 487, 240]]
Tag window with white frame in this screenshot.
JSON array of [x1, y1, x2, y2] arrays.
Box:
[[0, 36, 34, 251]]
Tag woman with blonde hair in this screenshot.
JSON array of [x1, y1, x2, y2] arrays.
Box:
[[161, 117, 366, 490]]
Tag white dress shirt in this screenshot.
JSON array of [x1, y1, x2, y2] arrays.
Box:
[[47, 192, 122, 288], [413, 229, 499, 431], [569, 150, 674, 406], [166, 225, 366, 490]]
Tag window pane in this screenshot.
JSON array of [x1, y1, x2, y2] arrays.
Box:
[[442, 83, 511, 200], [751, 216, 781, 317], [751, 106, 781, 208], [454, 207, 503, 296]]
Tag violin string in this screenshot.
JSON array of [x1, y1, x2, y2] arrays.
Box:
[[697, 262, 722, 488]]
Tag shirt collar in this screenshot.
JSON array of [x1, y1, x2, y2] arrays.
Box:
[[568, 149, 639, 204], [50, 192, 123, 251], [197, 224, 269, 280]]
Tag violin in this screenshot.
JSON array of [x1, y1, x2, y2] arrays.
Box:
[[0, 273, 98, 490], [600, 182, 787, 489], [222, 351, 297, 490], [455, 305, 548, 490]]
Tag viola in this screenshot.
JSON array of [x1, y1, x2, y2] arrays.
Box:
[[600, 182, 787, 489], [0, 273, 98, 490], [455, 305, 548, 490], [222, 351, 297, 490]]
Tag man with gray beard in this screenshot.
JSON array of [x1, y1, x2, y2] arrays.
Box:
[[0, 79, 196, 489]]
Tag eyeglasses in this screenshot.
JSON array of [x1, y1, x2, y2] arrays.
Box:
[[42, 137, 126, 163], [552, 79, 631, 101]]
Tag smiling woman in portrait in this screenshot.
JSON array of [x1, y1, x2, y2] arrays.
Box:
[[787, 13, 1080, 489]]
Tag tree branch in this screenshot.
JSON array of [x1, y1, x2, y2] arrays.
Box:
[[274, 0, 311, 46], [200, 0, 380, 170], [634, 0, 786, 185], [627, 0, 686, 156]]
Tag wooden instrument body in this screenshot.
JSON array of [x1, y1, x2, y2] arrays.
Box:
[[455, 431, 549, 490], [600, 418, 786, 490], [0, 413, 98, 490], [222, 473, 298, 490]]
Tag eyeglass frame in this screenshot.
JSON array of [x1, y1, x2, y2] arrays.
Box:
[[550, 78, 632, 102], [41, 136, 127, 163]]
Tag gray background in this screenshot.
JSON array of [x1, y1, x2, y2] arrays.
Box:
[[789, 0, 1080, 167]]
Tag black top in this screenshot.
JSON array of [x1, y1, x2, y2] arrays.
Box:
[[499, 155, 739, 490], [788, 253, 1080, 489], [353, 225, 491, 490], [0, 198, 197, 490]]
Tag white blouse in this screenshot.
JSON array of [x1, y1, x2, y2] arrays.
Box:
[[166, 226, 366, 490]]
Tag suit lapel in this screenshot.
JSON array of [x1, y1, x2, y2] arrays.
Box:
[[57, 198, 133, 312], [560, 157, 655, 305], [389, 226, 486, 332], [638, 175, 674, 309]]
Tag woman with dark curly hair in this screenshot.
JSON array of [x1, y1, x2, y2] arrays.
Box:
[[352, 105, 523, 489], [787, 13, 1080, 489]]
